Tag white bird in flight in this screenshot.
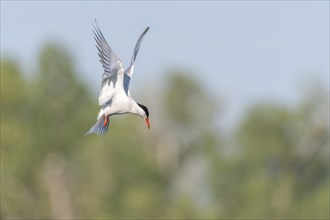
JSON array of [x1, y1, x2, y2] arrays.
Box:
[[86, 21, 150, 135]]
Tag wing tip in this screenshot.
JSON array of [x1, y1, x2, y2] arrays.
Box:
[[145, 26, 150, 33]]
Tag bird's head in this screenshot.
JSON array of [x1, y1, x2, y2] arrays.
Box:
[[137, 103, 150, 129]]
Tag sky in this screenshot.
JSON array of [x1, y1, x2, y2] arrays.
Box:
[[1, 1, 329, 130]]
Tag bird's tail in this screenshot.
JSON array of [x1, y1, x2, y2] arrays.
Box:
[[85, 115, 109, 135]]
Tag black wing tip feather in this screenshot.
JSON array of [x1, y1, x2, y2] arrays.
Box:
[[130, 26, 150, 65], [145, 26, 150, 32], [92, 20, 113, 74], [92, 21, 107, 47], [140, 27, 150, 38]]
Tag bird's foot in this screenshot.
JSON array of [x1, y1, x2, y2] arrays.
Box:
[[103, 116, 109, 127]]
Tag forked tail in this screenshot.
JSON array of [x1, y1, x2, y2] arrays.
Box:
[[85, 115, 109, 135]]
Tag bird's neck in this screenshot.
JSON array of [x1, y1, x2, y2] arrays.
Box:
[[128, 99, 145, 117]]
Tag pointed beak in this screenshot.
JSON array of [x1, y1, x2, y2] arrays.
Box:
[[145, 117, 150, 129]]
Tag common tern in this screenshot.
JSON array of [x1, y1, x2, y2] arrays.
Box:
[[86, 22, 150, 135]]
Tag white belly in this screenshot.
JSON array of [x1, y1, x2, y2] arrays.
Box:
[[97, 95, 131, 119]]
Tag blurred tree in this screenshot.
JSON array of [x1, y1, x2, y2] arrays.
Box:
[[159, 70, 221, 217], [1, 59, 36, 217], [1, 43, 328, 219], [160, 70, 220, 170], [162, 71, 216, 136], [209, 84, 329, 218], [1, 43, 96, 218], [31, 43, 95, 155]]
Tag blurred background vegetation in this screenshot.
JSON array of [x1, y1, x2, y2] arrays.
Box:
[[1, 43, 329, 219]]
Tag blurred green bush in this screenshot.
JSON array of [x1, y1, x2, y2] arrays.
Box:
[[1, 43, 328, 219]]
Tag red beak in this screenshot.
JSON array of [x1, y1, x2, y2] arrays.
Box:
[[145, 117, 150, 129]]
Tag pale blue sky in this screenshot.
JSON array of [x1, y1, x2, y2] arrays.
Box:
[[1, 1, 329, 129]]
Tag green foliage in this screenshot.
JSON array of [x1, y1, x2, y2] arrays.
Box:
[[1, 43, 328, 219]]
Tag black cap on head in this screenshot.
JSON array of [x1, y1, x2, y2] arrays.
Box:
[[137, 103, 149, 118]]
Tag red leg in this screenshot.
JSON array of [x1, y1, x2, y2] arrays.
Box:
[[103, 116, 108, 127]]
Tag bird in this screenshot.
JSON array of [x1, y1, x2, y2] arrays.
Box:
[[86, 21, 150, 135]]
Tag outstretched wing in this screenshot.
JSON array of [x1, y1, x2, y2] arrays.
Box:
[[93, 21, 125, 106], [124, 27, 150, 95]]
